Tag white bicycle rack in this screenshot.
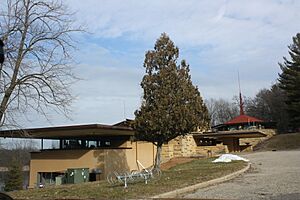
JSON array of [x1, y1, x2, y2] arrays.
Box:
[[107, 160, 161, 188]]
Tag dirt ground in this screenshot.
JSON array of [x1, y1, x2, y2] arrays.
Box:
[[160, 157, 195, 170]]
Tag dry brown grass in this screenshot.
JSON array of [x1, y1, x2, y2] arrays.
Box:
[[160, 157, 195, 170], [255, 132, 300, 151]]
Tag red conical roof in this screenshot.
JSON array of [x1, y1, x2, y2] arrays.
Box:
[[225, 114, 263, 125]]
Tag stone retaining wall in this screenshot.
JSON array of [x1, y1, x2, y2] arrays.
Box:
[[162, 129, 276, 162], [162, 135, 228, 162], [240, 129, 276, 151]]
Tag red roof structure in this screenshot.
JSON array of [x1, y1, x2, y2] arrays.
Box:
[[213, 80, 266, 130], [225, 114, 263, 125]]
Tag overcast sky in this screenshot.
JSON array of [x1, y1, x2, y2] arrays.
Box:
[[18, 0, 300, 128]]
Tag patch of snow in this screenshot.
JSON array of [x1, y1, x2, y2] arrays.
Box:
[[212, 154, 249, 163]]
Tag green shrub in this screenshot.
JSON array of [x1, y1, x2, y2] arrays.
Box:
[[4, 160, 23, 192]]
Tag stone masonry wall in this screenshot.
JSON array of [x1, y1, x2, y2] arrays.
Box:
[[195, 144, 228, 157], [161, 129, 276, 162], [161, 134, 229, 162], [239, 129, 276, 151], [161, 135, 195, 162]]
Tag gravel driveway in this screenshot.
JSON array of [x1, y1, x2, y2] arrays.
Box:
[[184, 150, 300, 200]]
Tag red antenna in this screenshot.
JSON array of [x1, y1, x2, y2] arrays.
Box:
[[238, 71, 244, 115]]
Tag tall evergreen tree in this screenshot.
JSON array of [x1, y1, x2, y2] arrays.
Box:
[[134, 33, 209, 169], [278, 33, 300, 128], [245, 84, 289, 132]]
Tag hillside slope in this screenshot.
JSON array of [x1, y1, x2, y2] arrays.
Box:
[[254, 132, 300, 151]]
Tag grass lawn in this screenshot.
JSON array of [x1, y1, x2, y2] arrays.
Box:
[[255, 132, 300, 151], [9, 158, 247, 200]]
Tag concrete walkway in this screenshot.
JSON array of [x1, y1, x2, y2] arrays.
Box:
[[184, 151, 300, 200]]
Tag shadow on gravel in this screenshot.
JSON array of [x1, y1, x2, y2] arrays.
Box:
[[0, 192, 13, 200], [269, 193, 300, 200]]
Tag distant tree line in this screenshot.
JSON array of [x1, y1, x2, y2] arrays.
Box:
[[0, 139, 37, 167]]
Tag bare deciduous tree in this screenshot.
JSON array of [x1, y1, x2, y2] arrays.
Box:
[[0, 0, 83, 127], [205, 98, 239, 126]]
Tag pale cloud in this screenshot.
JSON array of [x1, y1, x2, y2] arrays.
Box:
[[66, 0, 299, 45], [17, 63, 143, 127], [16, 0, 300, 127]]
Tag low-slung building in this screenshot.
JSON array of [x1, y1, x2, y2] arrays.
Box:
[[0, 123, 155, 188], [0, 120, 275, 188]]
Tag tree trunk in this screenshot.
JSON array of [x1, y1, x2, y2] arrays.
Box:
[[154, 144, 162, 170]]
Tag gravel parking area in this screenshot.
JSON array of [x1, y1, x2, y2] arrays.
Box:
[[184, 150, 300, 200]]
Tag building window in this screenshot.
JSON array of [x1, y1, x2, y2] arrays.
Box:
[[60, 139, 112, 149], [195, 138, 217, 146]]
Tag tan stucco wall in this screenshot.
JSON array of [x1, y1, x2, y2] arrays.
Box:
[[29, 141, 155, 188]]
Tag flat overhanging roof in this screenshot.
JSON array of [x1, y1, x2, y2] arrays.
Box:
[[192, 130, 267, 139], [0, 124, 134, 139]]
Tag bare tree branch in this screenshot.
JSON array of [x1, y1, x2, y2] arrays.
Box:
[[0, 0, 84, 128]]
